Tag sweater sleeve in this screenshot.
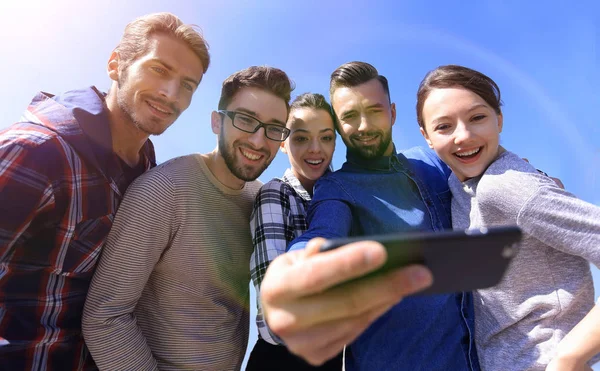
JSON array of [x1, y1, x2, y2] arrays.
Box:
[[517, 184, 600, 268], [478, 152, 600, 268], [82, 168, 178, 371]]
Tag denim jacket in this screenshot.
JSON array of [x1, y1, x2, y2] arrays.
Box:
[[289, 146, 480, 371]]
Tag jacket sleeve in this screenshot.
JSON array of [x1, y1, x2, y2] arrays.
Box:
[[288, 177, 354, 251]]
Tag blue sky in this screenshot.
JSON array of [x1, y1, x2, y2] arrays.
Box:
[[1, 0, 598, 367]]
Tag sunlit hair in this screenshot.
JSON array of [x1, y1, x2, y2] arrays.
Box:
[[289, 93, 337, 129], [329, 61, 391, 103], [218, 66, 295, 111], [115, 12, 210, 72], [416, 65, 503, 130]]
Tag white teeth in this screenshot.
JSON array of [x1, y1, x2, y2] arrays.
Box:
[[148, 102, 170, 114], [241, 149, 261, 160], [306, 159, 323, 165], [456, 148, 481, 157]]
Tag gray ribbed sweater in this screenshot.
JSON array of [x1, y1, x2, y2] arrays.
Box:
[[450, 150, 600, 371]]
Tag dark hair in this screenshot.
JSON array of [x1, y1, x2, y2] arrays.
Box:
[[115, 12, 210, 73], [416, 65, 502, 129], [289, 93, 337, 128], [218, 66, 295, 111], [329, 61, 391, 103]]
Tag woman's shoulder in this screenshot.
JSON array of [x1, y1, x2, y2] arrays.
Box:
[[256, 176, 304, 202], [483, 151, 556, 187], [477, 150, 558, 208]]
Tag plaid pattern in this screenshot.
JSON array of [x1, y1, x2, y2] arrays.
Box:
[[0, 88, 155, 370], [250, 169, 311, 344]]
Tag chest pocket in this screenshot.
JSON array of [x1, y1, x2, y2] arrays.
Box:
[[61, 214, 114, 276], [436, 189, 453, 226]]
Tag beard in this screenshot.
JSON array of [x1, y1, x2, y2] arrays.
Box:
[[218, 125, 273, 182], [343, 129, 393, 160], [116, 68, 179, 136]]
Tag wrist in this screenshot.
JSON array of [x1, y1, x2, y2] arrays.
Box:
[[553, 350, 587, 368]]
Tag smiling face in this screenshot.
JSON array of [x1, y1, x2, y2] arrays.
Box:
[[420, 87, 503, 182], [331, 78, 396, 159], [212, 87, 288, 182], [282, 107, 336, 190], [109, 32, 205, 136]]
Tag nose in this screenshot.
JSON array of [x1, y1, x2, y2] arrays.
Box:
[[453, 122, 473, 145], [357, 114, 370, 132], [308, 138, 321, 153], [247, 127, 268, 149], [158, 78, 179, 101]]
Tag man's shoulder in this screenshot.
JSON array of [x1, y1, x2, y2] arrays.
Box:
[[1, 122, 63, 149], [0, 122, 74, 173], [399, 146, 449, 174], [399, 146, 451, 187], [127, 154, 200, 192], [244, 179, 263, 197], [314, 169, 349, 190]]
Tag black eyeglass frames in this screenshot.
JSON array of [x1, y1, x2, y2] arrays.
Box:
[[218, 110, 290, 142]]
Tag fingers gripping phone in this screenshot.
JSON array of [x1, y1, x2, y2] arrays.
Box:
[[319, 226, 521, 295]]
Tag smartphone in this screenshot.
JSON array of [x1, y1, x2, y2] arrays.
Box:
[[319, 226, 521, 295]]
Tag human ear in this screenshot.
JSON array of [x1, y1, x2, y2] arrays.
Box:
[[420, 127, 434, 149], [107, 51, 120, 82], [280, 141, 288, 154], [211, 111, 222, 135]]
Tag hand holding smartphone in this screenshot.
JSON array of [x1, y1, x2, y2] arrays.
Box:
[[319, 226, 521, 295]]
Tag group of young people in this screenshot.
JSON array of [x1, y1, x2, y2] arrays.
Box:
[[0, 11, 599, 371]]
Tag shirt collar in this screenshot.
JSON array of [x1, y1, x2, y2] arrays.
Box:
[[52, 87, 155, 193], [282, 168, 312, 202]]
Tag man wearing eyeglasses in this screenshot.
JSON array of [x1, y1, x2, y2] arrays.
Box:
[[82, 66, 294, 370]]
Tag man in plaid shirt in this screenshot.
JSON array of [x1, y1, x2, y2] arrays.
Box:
[[0, 13, 209, 370]]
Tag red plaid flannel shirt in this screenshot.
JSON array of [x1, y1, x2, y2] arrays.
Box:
[[0, 88, 155, 370]]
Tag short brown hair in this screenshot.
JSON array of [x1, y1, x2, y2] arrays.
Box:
[[115, 12, 210, 73], [218, 66, 295, 111], [416, 65, 502, 129], [329, 61, 391, 103]]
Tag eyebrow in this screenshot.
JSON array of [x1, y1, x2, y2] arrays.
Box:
[[431, 104, 491, 124], [431, 115, 451, 124], [366, 103, 385, 110], [468, 103, 490, 112], [236, 107, 286, 126], [339, 103, 385, 119], [148, 58, 201, 87], [292, 128, 335, 134], [339, 109, 357, 120]]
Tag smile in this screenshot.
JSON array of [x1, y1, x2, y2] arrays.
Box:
[[240, 148, 263, 161], [305, 159, 324, 165], [455, 147, 481, 158], [147, 100, 172, 115]]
